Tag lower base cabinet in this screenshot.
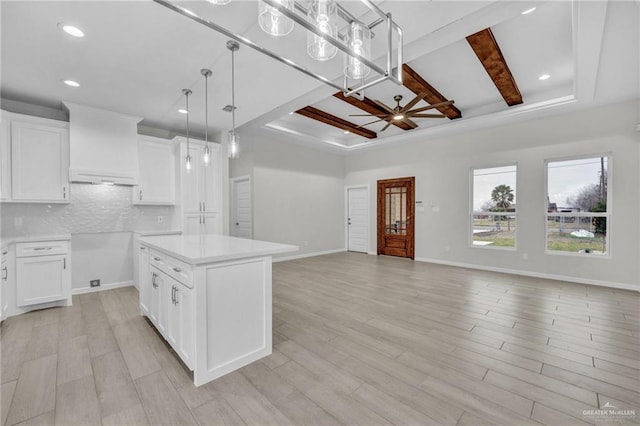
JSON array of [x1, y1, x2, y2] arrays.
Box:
[[15, 241, 70, 307], [147, 263, 194, 370]]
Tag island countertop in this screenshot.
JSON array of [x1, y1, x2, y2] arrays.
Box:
[[139, 234, 298, 265]]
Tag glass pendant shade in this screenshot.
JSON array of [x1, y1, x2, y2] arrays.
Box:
[[203, 145, 210, 166], [258, 0, 294, 36], [344, 21, 371, 80], [185, 154, 192, 172], [307, 0, 337, 61], [228, 132, 239, 159]]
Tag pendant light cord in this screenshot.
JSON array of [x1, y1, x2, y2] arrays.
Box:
[[186, 92, 190, 155], [204, 75, 208, 143], [231, 48, 236, 134]]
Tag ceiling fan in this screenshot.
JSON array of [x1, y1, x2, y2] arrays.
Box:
[[349, 93, 454, 132]]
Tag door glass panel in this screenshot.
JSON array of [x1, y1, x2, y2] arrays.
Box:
[[384, 186, 407, 235]]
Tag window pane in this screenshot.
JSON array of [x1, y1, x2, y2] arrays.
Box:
[[547, 157, 609, 255], [547, 157, 608, 213], [546, 215, 607, 254], [472, 165, 517, 248]]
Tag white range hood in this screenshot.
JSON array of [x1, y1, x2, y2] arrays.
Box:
[[64, 102, 142, 185]]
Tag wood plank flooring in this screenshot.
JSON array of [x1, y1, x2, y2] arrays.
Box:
[[1, 252, 639, 425]]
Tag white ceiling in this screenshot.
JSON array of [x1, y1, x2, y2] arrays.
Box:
[[1, 1, 638, 153]]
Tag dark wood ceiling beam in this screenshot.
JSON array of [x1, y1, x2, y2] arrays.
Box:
[[402, 64, 462, 119], [466, 28, 523, 106], [333, 92, 412, 131], [295, 106, 377, 139]]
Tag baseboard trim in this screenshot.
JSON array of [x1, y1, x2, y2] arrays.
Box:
[[414, 257, 639, 292], [274, 248, 346, 263], [72, 280, 134, 295]]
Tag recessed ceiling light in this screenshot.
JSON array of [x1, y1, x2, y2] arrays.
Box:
[[343, 131, 350, 134], [288, 112, 294, 115], [178, 109, 189, 114], [538, 74, 551, 81], [58, 23, 84, 38], [63, 79, 80, 87], [521, 7, 536, 15]]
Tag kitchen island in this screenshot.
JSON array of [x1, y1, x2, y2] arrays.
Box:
[[138, 234, 297, 386]]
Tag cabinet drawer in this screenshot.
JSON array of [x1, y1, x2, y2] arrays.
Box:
[[16, 241, 69, 257], [149, 250, 193, 288]]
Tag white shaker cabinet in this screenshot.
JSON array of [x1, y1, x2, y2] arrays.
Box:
[[1, 246, 12, 320], [15, 240, 71, 307], [138, 244, 151, 315], [166, 275, 194, 368], [10, 119, 69, 202], [133, 136, 175, 205], [175, 138, 221, 235], [0, 117, 11, 201]]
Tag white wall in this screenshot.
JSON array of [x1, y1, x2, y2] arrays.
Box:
[[232, 128, 346, 259], [344, 100, 639, 289]]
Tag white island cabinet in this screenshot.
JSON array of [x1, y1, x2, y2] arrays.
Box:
[[138, 234, 296, 386]]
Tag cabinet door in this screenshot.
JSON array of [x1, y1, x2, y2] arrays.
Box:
[[202, 213, 220, 235], [138, 246, 150, 315], [16, 255, 69, 306], [183, 214, 202, 235], [166, 279, 179, 348], [0, 118, 10, 201], [135, 138, 175, 205], [11, 121, 69, 202], [202, 144, 220, 213], [181, 144, 203, 213], [174, 281, 194, 369]]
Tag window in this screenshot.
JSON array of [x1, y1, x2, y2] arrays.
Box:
[[471, 165, 517, 248], [546, 156, 610, 256]]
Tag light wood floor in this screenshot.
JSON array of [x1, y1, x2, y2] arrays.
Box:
[[1, 252, 639, 425]]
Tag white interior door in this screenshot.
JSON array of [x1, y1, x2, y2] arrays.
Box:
[[231, 176, 252, 239], [347, 186, 369, 253]]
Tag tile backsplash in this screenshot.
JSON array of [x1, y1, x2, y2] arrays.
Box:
[[1, 183, 176, 238]]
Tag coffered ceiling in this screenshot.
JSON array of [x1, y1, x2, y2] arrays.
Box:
[[1, 1, 638, 153]]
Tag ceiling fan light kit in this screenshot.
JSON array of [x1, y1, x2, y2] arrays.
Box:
[[350, 93, 454, 132], [153, 0, 404, 99]]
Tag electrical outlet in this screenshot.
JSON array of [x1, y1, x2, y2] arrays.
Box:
[[157, 216, 164, 223], [90, 279, 100, 287]]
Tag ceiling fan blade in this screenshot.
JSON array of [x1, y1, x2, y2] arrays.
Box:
[[408, 100, 454, 114], [348, 114, 389, 117], [359, 118, 386, 127], [399, 92, 428, 114], [380, 121, 393, 132], [373, 100, 396, 115], [401, 117, 419, 128], [407, 113, 447, 118]]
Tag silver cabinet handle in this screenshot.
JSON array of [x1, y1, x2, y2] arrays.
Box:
[[2, 251, 8, 255], [34, 247, 53, 251], [153, 257, 161, 261], [139, 190, 143, 201], [63, 257, 66, 269], [203, 215, 206, 224], [2, 266, 7, 280], [174, 286, 179, 305], [139, 247, 146, 251], [172, 267, 182, 273], [63, 186, 66, 199], [171, 286, 176, 305]]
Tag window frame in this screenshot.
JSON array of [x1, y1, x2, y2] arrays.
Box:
[[469, 162, 518, 251], [544, 153, 612, 258]]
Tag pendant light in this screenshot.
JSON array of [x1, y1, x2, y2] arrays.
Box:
[[344, 20, 371, 80], [201, 68, 212, 167], [307, 0, 337, 61], [227, 40, 240, 159], [258, 0, 294, 36], [182, 88, 193, 172]]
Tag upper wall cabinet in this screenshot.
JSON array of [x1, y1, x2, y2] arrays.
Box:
[[133, 136, 176, 205], [1, 111, 70, 203]]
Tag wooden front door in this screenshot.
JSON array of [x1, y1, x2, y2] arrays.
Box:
[[377, 177, 415, 259]]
